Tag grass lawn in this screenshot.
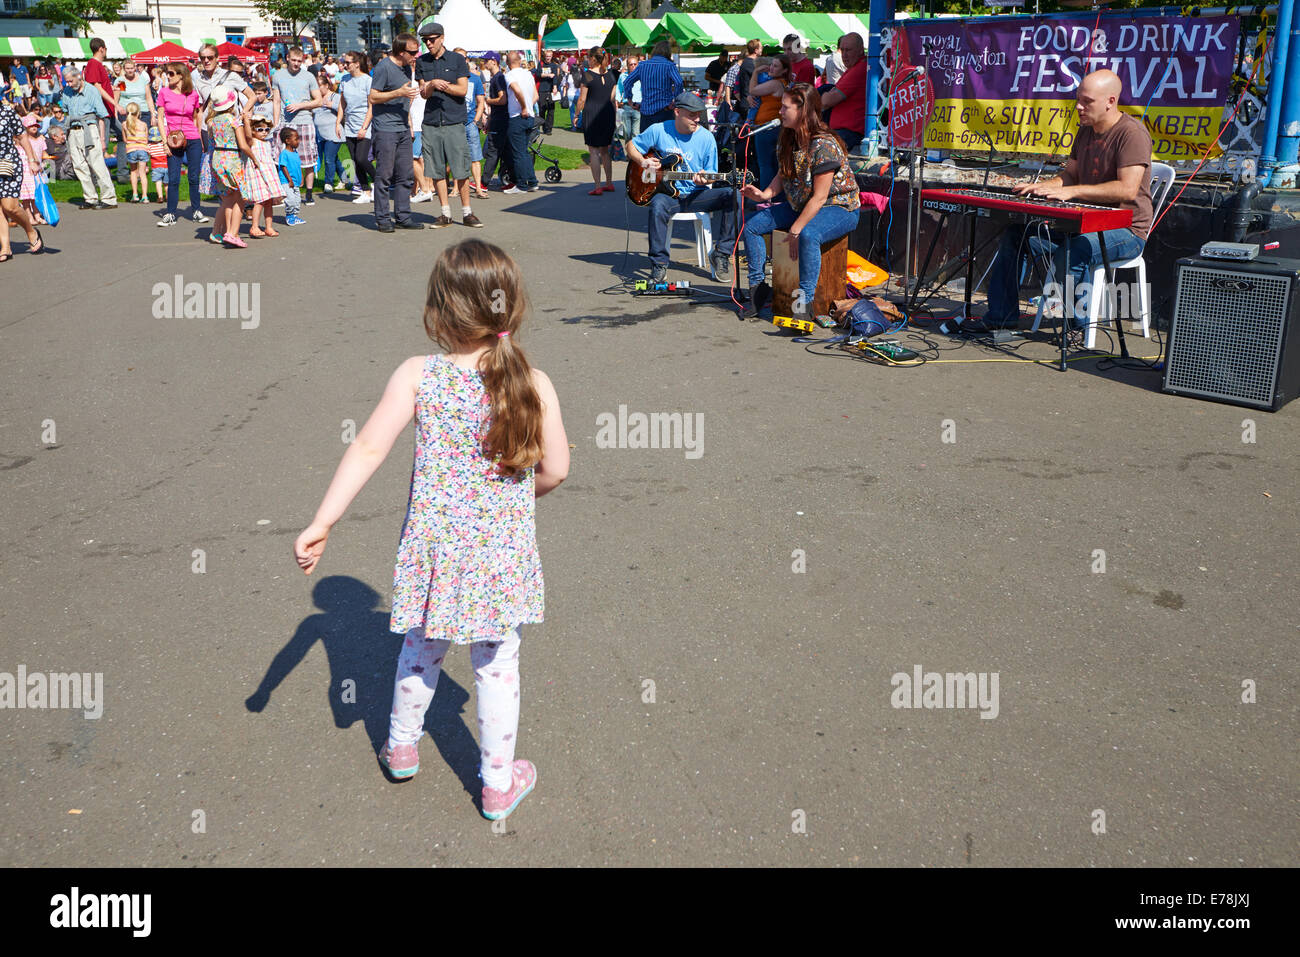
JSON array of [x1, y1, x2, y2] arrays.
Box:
[[47, 135, 591, 206]]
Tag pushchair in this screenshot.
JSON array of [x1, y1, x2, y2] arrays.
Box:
[[500, 123, 563, 187]]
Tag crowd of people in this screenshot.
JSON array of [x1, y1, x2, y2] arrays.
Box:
[[2, 28, 869, 270]]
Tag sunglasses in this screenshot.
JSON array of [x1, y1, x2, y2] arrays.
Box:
[[200, 55, 216, 61], [166, 71, 179, 76]]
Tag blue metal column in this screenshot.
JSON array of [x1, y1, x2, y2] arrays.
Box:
[[1272, 0, 1300, 183], [865, 0, 896, 141], [1259, 0, 1296, 184]]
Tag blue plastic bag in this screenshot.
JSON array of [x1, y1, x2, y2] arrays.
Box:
[[34, 173, 59, 227]]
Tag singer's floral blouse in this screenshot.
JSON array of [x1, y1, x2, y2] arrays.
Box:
[[784, 132, 861, 213]]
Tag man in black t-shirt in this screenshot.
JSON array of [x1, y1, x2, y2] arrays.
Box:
[[480, 53, 514, 189], [734, 40, 761, 116], [414, 19, 478, 227], [705, 49, 730, 96], [533, 53, 561, 135]]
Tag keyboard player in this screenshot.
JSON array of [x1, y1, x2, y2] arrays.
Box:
[[982, 69, 1153, 336]]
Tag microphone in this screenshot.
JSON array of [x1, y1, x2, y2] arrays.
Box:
[[746, 117, 782, 135], [894, 65, 926, 83]]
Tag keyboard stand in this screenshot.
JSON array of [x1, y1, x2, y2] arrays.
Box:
[[1098, 233, 1130, 360], [1050, 231, 1129, 371]]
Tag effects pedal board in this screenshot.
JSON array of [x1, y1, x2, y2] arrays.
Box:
[[633, 279, 693, 296], [847, 338, 922, 364]]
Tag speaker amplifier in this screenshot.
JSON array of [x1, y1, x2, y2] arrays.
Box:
[[1163, 256, 1300, 411]]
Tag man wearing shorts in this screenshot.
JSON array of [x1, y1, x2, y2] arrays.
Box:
[[414, 20, 480, 228], [272, 47, 324, 204]]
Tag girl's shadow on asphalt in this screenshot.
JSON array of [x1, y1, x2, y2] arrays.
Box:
[[244, 575, 482, 799]]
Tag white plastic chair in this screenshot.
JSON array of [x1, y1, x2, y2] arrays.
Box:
[[671, 211, 713, 268], [1031, 162, 1176, 347]]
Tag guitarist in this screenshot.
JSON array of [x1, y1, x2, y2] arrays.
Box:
[[625, 91, 737, 283]]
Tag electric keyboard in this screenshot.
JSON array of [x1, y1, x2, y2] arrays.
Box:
[[920, 185, 1133, 234]]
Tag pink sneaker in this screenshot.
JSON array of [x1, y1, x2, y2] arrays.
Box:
[[378, 742, 419, 780], [481, 759, 536, 820]]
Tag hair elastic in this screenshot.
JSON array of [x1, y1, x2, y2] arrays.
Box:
[[497, 331, 510, 339]]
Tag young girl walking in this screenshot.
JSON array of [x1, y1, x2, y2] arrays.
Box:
[[293, 240, 569, 821], [240, 110, 284, 238], [205, 88, 247, 246], [122, 102, 150, 202]]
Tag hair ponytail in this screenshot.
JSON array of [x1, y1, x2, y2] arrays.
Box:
[[478, 331, 543, 477], [423, 240, 544, 478]]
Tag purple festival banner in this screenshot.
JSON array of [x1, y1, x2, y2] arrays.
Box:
[[894, 15, 1241, 159]]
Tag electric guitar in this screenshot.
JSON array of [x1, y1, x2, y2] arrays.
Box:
[[626, 148, 754, 206]]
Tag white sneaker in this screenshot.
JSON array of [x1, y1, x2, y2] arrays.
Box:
[[411, 190, 433, 203], [157, 213, 177, 227], [191, 210, 211, 224], [352, 191, 372, 204], [503, 186, 526, 195], [323, 182, 333, 192]]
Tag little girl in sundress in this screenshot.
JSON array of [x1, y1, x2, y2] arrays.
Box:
[[206, 88, 248, 246], [239, 109, 284, 238], [294, 239, 570, 821]]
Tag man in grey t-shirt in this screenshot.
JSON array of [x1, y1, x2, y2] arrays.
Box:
[[367, 34, 424, 232], [273, 46, 324, 203]]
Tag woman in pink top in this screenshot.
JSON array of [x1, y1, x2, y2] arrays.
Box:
[[155, 61, 209, 226]]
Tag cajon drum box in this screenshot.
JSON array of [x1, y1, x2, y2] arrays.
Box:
[[772, 232, 849, 318]]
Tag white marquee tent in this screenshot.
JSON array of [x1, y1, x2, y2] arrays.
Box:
[[431, 0, 534, 52]]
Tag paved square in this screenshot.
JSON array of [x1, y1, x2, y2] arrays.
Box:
[[1, 160, 1296, 866]]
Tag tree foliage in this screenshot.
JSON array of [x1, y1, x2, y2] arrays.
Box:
[[27, 0, 127, 33], [505, 0, 635, 38], [250, 0, 355, 39]]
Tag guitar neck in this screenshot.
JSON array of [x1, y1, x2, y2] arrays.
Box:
[[660, 171, 724, 182]]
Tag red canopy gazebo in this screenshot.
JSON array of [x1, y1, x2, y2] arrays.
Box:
[[131, 41, 198, 64], [216, 41, 268, 67]]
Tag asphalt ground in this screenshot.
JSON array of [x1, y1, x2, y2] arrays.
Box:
[[1, 131, 1296, 867]]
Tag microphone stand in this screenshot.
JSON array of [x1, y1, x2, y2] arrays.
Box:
[[896, 68, 929, 302]]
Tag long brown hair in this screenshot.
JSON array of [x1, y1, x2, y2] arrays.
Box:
[[167, 61, 194, 95], [423, 240, 543, 478], [776, 82, 845, 180]]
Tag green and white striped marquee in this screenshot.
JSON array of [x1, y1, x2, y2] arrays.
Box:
[[0, 36, 223, 60], [0, 36, 151, 59], [643, 11, 873, 53], [602, 19, 658, 49]]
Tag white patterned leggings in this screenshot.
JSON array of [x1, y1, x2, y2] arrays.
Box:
[[387, 627, 521, 792]]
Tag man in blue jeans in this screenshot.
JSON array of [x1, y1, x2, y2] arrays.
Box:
[[503, 51, 538, 193], [367, 34, 425, 232], [983, 69, 1152, 339], [625, 92, 736, 283]]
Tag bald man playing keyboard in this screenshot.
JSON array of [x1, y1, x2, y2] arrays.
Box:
[[982, 69, 1153, 339]]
